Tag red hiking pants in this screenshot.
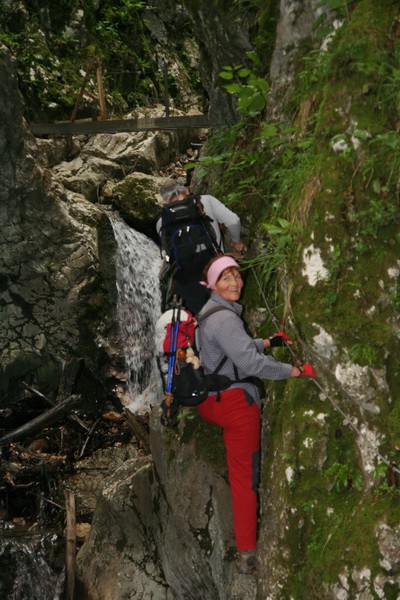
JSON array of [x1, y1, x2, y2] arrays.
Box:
[[197, 387, 260, 551]]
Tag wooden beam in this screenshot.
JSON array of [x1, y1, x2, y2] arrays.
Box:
[[95, 60, 108, 120], [70, 58, 97, 125], [30, 114, 214, 136], [64, 489, 77, 600]]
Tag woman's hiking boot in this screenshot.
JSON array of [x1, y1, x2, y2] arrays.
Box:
[[236, 549, 256, 574]]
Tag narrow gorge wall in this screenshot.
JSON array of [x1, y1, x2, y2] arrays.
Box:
[[1, 1, 400, 599], [255, 1, 400, 598], [0, 45, 107, 403]]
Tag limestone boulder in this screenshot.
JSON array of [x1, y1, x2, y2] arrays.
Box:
[[100, 172, 167, 239], [51, 106, 201, 204], [76, 455, 174, 600], [149, 407, 257, 600], [76, 406, 258, 600]]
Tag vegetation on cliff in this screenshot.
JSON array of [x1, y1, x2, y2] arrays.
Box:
[[0, 0, 197, 119], [1, 0, 399, 596], [193, 0, 400, 596]]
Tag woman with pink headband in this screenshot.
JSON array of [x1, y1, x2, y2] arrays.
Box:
[[197, 254, 315, 574]]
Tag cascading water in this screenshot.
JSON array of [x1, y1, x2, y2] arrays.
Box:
[[0, 215, 163, 599], [109, 213, 163, 412], [0, 527, 64, 600]]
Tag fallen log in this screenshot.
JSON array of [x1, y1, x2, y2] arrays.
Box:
[[22, 379, 89, 432], [123, 409, 150, 454], [0, 395, 80, 447]]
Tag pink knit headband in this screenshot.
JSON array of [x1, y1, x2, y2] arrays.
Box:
[[201, 256, 240, 289]]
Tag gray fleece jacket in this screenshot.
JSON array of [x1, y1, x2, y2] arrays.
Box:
[[198, 293, 293, 404]]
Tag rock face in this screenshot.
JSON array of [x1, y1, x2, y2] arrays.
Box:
[[0, 45, 164, 409], [268, 0, 324, 112], [76, 455, 173, 600], [0, 44, 105, 402], [77, 409, 257, 600], [183, 1, 252, 125]]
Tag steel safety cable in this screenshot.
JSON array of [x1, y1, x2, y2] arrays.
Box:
[[249, 265, 400, 476]]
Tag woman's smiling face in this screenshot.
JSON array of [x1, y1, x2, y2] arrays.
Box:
[[213, 268, 243, 302]]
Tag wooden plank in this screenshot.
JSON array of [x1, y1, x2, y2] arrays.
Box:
[[64, 489, 76, 600], [30, 114, 214, 136], [96, 62, 108, 120]]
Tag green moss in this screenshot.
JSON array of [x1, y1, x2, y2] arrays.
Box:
[[387, 401, 400, 449], [267, 379, 400, 597], [190, 414, 227, 473], [383, 582, 400, 600], [109, 175, 160, 217], [262, 354, 400, 597]]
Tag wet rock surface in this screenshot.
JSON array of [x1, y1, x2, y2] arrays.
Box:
[[76, 407, 258, 600]]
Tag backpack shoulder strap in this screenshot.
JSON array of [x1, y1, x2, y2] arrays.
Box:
[[197, 306, 235, 379], [197, 305, 236, 324], [198, 305, 254, 386]]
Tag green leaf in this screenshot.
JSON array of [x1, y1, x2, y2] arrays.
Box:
[[312, 13, 326, 31], [282, 125, 298, 135], [268, 137, 286, 149], [219, 70, 234, 80], [353, 129, 369, 141], [238, 67, 251, 78], [263, 224, 284, 235], [196, 168, 207, 180], [277, 235, 292, 248], [254, 77, 270, 96], [277, 217, 291, 229], [242, 175, 256, 183], [238, 91, 266, 115], [246, 50, 262, 67], [223, 82, 242, 94], [259, 124, 279, 138]]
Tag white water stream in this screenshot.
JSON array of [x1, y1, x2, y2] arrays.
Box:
[[109, 214, 163, 413], [0, 528, 64, 600], [0, 216, 163, 599]]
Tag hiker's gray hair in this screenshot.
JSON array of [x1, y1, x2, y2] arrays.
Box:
[[159, 180, 187, 201]]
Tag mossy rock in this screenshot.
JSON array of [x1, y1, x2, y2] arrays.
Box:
[[100, 173, 168, 239]]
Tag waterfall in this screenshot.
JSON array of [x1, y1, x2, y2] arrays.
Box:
[[0, 528, 64, 600], [109, 213, 163, 413]]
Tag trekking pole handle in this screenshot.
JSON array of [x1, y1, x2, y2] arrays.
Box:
[[164, 391, 173, 407]]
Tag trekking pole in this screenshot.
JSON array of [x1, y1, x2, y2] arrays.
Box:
[[161, 299, 182, 426], [164, 308, 177, 408]]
